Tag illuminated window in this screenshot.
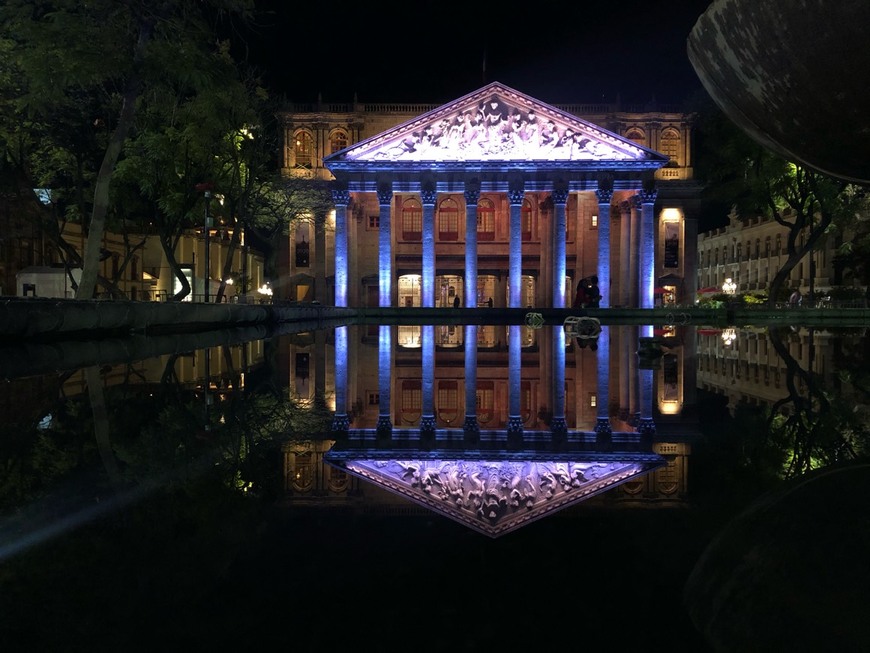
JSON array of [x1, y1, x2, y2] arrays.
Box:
[[477, 325, 498, 348], [438, 197, 459, 240], [477, 198, 496, 241], [521, 199, 533, 241], [437, 380, 460, 425], [660, 128, 680, 164], [329, 130, 348, 154], [294, 131, 313, 168], [591, 214, 598, 228], [589, 393, 597, 408], [402, 198, 422, 241]]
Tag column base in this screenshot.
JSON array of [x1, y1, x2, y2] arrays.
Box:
[[463, 416, 480, 444], [550, 416, 568, 441], [637, 417, 656, 443], [376, 415, 393, 439], [595, 417, 612, 450], [420, 414, 436, 435], [331, 413, 350, 434]]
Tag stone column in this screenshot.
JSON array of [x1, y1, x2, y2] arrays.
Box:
[[508, 324, 523, 441], [619, 200, 632, 307], [376, 324, 392, 437], [331, 189, 350, 307], [331, 325, 349, 433], [551, 325, 567, 439], [508, 186, 525, 308], [552, 188, 569, 308], [377, 183, 393, 307], [421, 324, 436, 435], [630, 199, 641, 308], [463, 186, 480, 308], [463, 324, 479, 442], [421, 186, 437, 308], [639, 188, 657, 309], [637, 325, 657, 443], [596, 188, 613, 308], [594, 324, 612, 447]]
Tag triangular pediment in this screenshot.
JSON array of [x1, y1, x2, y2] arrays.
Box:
[[324, 448, 666, 537], [324, 82, 665, 165]]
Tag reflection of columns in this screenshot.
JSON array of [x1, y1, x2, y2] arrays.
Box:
[[421, 187, 437, 308], [377, 184, 393, 307], [464, 187, 479, 308], [639, 188, 657, 309], [376, 324, 392, 436], [619, 327, 630, 422], [507, 324, 523, 438], [331, 326, 349, 432], [332, 190, 350, 307], [551, 325, 567, 438], [596, 188, 613, 308], [508, 187, 524, 308], [420, 324, 436, 434], [552, 189, 569, 308], [629, 324, 639, 424], [618, 201, 631, 307], [314, 211, 327, 304], [463, 324, 479, 441], [638, 325, 657, 440], [594, 324, 612, 443]]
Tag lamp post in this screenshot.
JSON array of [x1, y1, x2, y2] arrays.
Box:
[[204, 190, 212, 302]]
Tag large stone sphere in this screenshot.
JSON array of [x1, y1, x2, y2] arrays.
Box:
[[687, 0, 870, 185]]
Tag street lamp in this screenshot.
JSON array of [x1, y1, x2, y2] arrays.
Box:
[[204, 190, 212, 302], [722, 277, 737, 295]]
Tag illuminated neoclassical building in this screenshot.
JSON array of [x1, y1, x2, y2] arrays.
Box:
[[279, 82, 701, 308]]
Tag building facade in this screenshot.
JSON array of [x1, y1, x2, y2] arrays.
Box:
[[278, 82, 702, 309]]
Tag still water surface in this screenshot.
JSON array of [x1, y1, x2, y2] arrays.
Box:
[[1, 321, 866, 651]]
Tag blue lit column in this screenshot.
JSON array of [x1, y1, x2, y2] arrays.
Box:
[[619, 200, 632, 307], [629, 324, 639, 424], [421, 324, 436, 435], [377, 184, 393, 307], [637, 324, 656, 442], [421, 187, 437, 307], [630, 199, 641, 307], [552, 188, 569, 308], [551, 325, 567, 439], [331, 325, 349, 433], [463, 324, 479, 441], [464, 187, 479, 309], [508, 187, 525, 308], [507, 324, 523, 440], [639, 188, 657, 310], [596, 188, 613, 308], [332, 189, 350, 307], [376, 324, 392, 437], [594, 325, 612, 446]]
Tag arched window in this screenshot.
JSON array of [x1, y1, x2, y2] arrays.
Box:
[[660, 128, 681, 164], [625, 128, 646, 148], [400, 380, 422, 425], [521, 198, 533, 241], [294, 131, 313, 168], [477, 197, 496, 241], [437, 380, 460, 425], [329, 129, 348, 154], [402, 197, 422, 241], [476, 380, 495, 424], [438, 197, 459, 241]]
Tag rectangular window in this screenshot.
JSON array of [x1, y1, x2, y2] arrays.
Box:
[[402, 208, 422, 241], [591, 214, 598, 228], [477, 211, 495, 241], [438, 210, 458, 240], [367, 215, 379, 230]]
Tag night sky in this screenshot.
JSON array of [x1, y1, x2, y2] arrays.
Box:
[[233, 0, 716, 106]]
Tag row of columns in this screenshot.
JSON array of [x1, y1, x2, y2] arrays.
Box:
[[331, 323, 656, 443], [332, 184, 655, 310]]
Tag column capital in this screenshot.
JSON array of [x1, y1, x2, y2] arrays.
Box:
[[463, 188, 480, 205], [507, 189, 525, 205], [595, 188, 613, 204], [420, 188, 438, 205], [331, 189, 351, 206], [376, 184, 393, 206], [551, 188, 569, 205], [638, 188, 658, 204]]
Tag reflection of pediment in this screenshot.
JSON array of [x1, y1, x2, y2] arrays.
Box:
[[325, 82, 666, 165], [324, 448, 665, 537]]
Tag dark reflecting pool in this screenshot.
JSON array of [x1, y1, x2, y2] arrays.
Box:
[[1, 320, 868, 651]]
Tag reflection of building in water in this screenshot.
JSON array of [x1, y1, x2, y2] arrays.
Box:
[[278, 82, 700, 309], [697, 326, 842, 413], [280, 322, 696, 529]]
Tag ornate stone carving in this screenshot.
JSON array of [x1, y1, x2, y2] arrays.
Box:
[[551, 189, 569, 205], [595, 188, 613, 204], [463, 188, 480, 205], [637, 417, 657, 437], [420, 188, 438, 205], [331, 413, 350, 433], [507, 189, 525, 205], [376, 186, 393, 206], [637, 188, 657, 205], [331, 189, 351, 206]]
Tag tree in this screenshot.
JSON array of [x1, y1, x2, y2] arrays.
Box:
[[0, 0, 254, 299], [693, 96, 865, 306]]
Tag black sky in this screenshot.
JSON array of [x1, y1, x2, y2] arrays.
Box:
[[233, 0, 715, 106]]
